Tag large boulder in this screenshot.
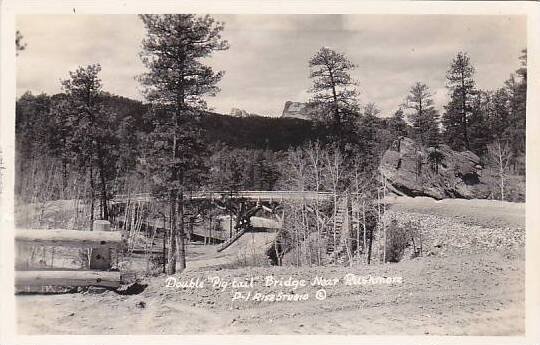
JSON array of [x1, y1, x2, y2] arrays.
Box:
[[379, 137, 490, 199]]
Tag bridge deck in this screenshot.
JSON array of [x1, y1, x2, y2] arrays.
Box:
[[112, 191, 334, 203]]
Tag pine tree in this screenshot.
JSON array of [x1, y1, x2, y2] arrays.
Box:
[[15, 92, 52, 161], [485, 50, 526, 173], [467, 90, 492, 155], [443, 52, 476, 151], [59, 64, 117, 222], [354, 108, 380, 173], [488, 89, 512, 140], [138, 14, 228, 274], [308, 47, 359, 132], [48, 95, 73, 194], [403, 82, 440, 147], [387, 108, 408, 138], [504, 50, 526, 172], [15, 93, 54, 197]]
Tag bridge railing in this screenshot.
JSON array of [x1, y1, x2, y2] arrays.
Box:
[[112, 190, 335, 203], [15, 221, 123, 290]]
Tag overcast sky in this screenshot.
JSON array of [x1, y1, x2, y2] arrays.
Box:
[[17, 14, 526, 117]]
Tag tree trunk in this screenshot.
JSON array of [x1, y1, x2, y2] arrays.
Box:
[[367, 226, 373, 265], [89, 166, 95, 226], [362, 200, 367, 255], [382, 175, 387, 263], [62, 158, 67, 197], [177, 190, 186, 272], [460, 74, 470, 150], [328, 70, 342, 147], [315, 194, 322, 266], [274, 235, 281, 266], [332, 84, 339, 129], [167, 102, 180, 275], [499, 142, 505, 202], [333, 193, 338, 253], [355, 198, 360, 259], [500, 165, 505, 202], [98, 162, 108, 220], [229, 190, 233, 238], [166, 190, 177, 275], [95, 145, 109, 220]]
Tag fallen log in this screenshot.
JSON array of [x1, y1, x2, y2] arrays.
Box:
[[15, 229, 122, 249], [15, 270, 122, 288]]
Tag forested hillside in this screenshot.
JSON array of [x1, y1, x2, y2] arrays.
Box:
[[15, 90, 405, 198], [15, 49, 526, 204]]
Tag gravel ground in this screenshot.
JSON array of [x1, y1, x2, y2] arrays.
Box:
[[15, 196, 526, 335], [16, 248, 524, 335], [386, 209, 525, 256]]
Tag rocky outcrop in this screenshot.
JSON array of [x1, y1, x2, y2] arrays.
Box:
[[379, 137, 490, 199], [230, 108, 251, 117], [281, 101, 313, 120]]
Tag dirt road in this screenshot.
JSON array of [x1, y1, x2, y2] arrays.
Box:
[[386, 195, 525, 228], [16, 248, 524, 335]]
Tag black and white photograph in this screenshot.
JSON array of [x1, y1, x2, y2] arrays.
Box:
[[0, 1, 539, 343]]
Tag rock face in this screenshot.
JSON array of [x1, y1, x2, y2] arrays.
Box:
[[281, 101, 312, 120], [230, 108, 250, 117], [379, 137, 490, 199]]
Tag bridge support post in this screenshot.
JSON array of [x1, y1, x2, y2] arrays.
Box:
[[90, 220, 112, 270]]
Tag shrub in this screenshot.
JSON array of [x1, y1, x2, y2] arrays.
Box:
[[384, 218, 422, 262]]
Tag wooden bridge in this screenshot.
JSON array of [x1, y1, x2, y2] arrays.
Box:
[[111, 190, 359, 264], [112, 190, 334, 204]]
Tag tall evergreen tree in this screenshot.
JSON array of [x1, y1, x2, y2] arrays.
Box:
[[15, 93, 54, 197], [403, 82, 440, 147], [443, 52, 476, 151], [488, 89, 511, 140], [59, 64, 117, 222], [308, 47, 359, 132], [484, 50, 526, 173], [354, 107, 380, 172], [467, 90, 492, 155], [15, 92, 52, 161], [138, 14, 229, 274], [505, 50, 526, 171], [391, 108, 409, 136]]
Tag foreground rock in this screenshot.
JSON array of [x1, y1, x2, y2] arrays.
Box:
[[379, 137, 490, 199]]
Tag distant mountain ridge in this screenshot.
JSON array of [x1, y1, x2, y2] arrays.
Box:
[[199, 110, 323, 150]]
